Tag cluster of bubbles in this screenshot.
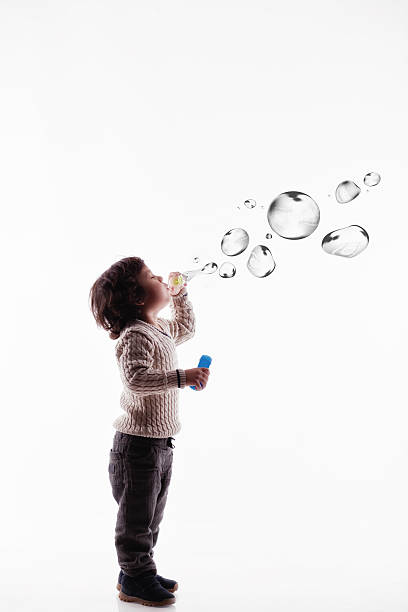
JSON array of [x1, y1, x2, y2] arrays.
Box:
[[335, 173, 381, 202], [185, 171, 380, 281]]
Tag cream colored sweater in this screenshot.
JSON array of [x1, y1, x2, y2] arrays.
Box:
[[112, 288, 195, 438]]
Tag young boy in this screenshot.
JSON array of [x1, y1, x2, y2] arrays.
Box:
[[96, 259, 210, 606]]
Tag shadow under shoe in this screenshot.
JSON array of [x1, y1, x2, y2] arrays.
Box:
[[119, 573, 176, 607]]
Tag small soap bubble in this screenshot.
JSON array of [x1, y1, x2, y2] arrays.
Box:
[[321, 225, 369, 258], [364, 172, 381, 187], [201, 262, 218, 274], [267, 191, 320, 239], [193, 257, 200, 263], [244, 199, 257, 209], [182, 262, 218, 283], [335, 180, 361, 203], [265, 233, 273, 239], [221, 228, 250, 256], [247, 245, 276, 277], [219, 262, 236, 278]]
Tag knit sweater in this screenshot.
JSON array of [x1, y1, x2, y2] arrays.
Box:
[[112, 288, 196, 438]]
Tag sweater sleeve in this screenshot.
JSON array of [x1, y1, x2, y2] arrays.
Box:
[[120, 331, 187, 395], [164, 289, 196, 346]]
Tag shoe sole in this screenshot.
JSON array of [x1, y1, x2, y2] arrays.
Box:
[[118, 589, 175, 606], [117, 582, 178, 593]]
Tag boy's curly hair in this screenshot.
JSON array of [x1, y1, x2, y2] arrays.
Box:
[[89, 256, 146, 340]]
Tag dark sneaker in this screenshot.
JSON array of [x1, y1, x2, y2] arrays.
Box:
[[118, 573, 176, 606], [117, 569, 178, 593], [155, 575, 178, 593]]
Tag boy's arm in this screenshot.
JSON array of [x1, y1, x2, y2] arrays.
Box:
[[161, 287, 196, 346], [119, 331, 187, 395]]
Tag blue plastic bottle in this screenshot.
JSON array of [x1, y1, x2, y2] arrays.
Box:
[[190, 354, 212, 390]]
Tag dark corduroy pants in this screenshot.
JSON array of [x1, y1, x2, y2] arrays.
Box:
[[108, 430, 175, 578]]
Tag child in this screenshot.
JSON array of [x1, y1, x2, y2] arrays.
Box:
[[89, 256, 210, 606]]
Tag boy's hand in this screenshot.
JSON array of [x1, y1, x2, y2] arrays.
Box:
[[168, 271, 187, 296], [185, 367, 210, 390]]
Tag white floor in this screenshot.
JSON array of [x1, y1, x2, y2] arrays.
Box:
[[2, 541, 406, 612], [3, 446, 408, 612]]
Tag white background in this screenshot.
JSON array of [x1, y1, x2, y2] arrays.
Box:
[[1, 1, 407, 610]]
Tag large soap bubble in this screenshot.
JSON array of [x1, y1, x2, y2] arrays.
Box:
[[221, 228, 250, 256], [247, 245, 276, 277], [364, 172, 381, 187], [321, 225, 369, 258], [335, 180, 361, 203], [267, 191, 320, 239]]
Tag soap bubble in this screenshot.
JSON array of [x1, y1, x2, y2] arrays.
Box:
[[193, 257, 200, 263], [335, 181, 361, 203], [221, 228, 250, 256], [247, 245, 276, 277], [183, 262, 218, 282], [266, 233, 273, 239], [321, 225, 369, 258], [267, 191, 320, 239], [364, 172, 381, 187], [244, 199, 256, 209], [201, 262, 218, 274], [219, 262, 236, 278]]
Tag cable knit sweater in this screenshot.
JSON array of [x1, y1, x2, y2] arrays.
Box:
[[112, 289, 195, 438]]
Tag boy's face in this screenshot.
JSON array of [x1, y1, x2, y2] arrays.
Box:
[[137, 264, 170, 310]]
